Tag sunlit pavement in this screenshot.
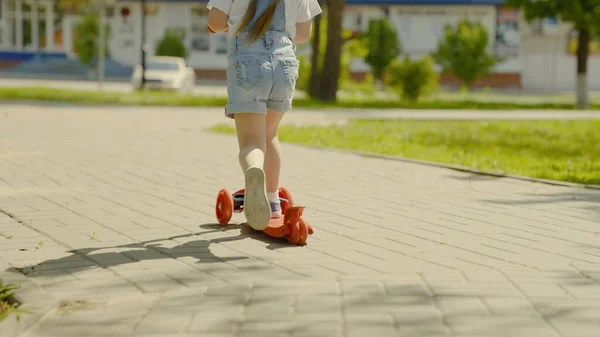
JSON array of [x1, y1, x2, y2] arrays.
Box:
[[0, 103, 599, 337]]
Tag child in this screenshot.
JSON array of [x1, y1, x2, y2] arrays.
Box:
[[207, 0, 322, 230]]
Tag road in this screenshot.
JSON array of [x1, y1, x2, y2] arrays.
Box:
[[0, 77, 229, 97]]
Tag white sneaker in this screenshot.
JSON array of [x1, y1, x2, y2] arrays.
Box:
[[244, 166, 270, 230]]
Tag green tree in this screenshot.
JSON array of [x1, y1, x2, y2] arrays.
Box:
[[506, 0, 600, 108], [300, 6, 367, 99], [155, 30, 189, 58], [74, 12, 109, 71], [386, 56, 439, 102], [364, 18, 401, 87], [433, 18, 500, 89]]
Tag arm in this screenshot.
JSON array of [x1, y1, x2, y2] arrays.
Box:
[[207, 7, 229, 33], [294, 21, 312, 44], [295, 0, 322, 43]]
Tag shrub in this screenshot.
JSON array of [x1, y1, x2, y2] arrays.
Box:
[[155, 30, 188, 58], [386, 56, 439, 102], [73, 12, 109, 69], [297, 25, 370, 96], [342, 72, 376, 97], [433, 18, 501, 89], [296, 54, 311, 92]]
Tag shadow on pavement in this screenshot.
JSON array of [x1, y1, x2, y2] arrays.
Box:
[[3, 227, 597, 336], [9, 222, 297, 278], [445, 173, 504, 182], [481, 191, 600, 218]]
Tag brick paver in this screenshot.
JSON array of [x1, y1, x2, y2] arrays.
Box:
[[0, 103, 599, 337]]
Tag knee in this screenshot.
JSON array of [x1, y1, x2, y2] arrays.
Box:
[[237, 132, 267, 150], [266, 135, 277, 145], [265, 128, 278, 143], [239, 141, 266, 153]]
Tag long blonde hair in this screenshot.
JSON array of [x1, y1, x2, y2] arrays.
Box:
[[236, 0, 280, 42]]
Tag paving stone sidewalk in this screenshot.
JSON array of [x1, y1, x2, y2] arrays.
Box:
[[0, 103, 599, 337]]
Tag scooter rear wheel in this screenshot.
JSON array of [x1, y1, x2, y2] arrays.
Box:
[[216, 189, 233, 225]]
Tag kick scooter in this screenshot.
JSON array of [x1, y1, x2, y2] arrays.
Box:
[[215, 187, 313, 246]]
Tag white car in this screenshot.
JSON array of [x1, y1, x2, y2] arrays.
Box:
[[131, 56, 196, 92]]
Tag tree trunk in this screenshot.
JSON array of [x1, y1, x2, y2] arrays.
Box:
[[307, 3, 322, 98], [576, 28, 590, 108], [87, 66, 96, 80], [318, 0, 344, 102]]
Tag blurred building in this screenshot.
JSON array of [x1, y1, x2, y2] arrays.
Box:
[[342, 0, 600, 91], [0, 0, 599, 91]]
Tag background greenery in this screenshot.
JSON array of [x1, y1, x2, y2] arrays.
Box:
[[2, 87, 600, 110], [212, 120, 600, 185], [0, 279, 20, 321]]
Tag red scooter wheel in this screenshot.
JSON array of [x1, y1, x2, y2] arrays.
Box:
[[288, 218, 300, 245], [216, 189, 233, 225], [285, 206, 306, 246], [297, 218, 309, 245], [278, 187, 293, 214]]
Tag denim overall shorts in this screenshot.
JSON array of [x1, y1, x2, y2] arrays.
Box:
[[225, 0, 299, 118]]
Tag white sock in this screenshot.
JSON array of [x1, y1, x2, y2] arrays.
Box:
[[267, 192, 281, 218]]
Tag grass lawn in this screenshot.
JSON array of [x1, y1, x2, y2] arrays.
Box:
[[0, 279, 19, 321], [2, 86, 600, 110], [211, 120, 600, 185]]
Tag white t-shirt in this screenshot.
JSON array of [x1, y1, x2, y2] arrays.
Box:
[[207, 0, 322, 39]]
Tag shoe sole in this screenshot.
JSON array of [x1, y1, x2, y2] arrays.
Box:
[[244, 167, 270, 231]]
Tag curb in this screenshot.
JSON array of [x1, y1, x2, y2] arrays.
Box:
[[208, 130, 600, 191], [0, 262, 56, 337], [308, 145, 600, 191]]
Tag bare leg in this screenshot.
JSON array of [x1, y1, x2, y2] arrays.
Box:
[[234, 113, 267, 172], [234, 113, 270, 230], [265, 109, 285, 195]]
